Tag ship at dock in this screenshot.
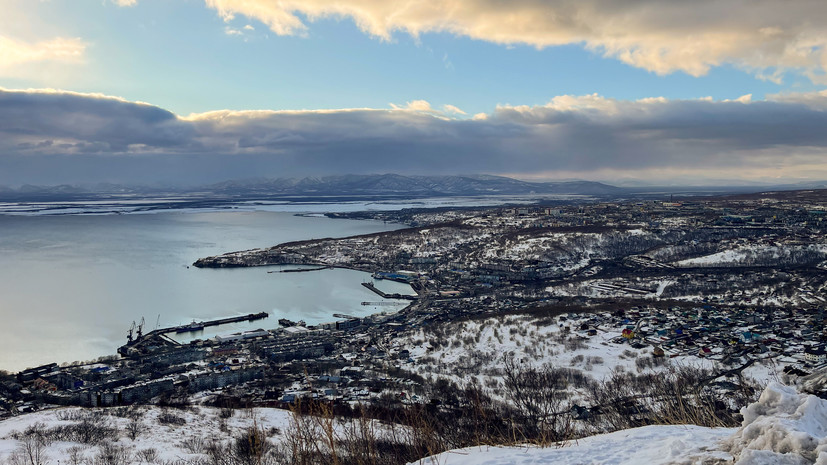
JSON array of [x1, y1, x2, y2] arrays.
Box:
[[175, 321, 205, 333], [278, 318, 306, 327]]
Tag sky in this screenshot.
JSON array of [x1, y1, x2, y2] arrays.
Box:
[[2, 0, 827, 187]]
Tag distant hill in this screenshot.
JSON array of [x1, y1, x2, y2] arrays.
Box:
[[4, 174, 825, 202], [706, 187, 827, 203], [202, 174, 624, 197]]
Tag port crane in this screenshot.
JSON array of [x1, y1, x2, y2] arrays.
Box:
[[136, 317, 145, 339], [127, 321, 136, 343]]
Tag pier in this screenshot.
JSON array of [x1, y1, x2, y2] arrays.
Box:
[[118, 312, 269, 357], [166, 311, 269, 334], [267, 266, 332, 273], [361, 282, 417, 300]]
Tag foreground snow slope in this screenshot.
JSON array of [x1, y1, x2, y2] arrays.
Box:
[[0, 405, 293, 462], [414, 382, 827, 465], [413, 425, 733, 465], [1, 383, 824, 464]]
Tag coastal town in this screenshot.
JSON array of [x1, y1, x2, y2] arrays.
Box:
[[2, 189, 827, 422]]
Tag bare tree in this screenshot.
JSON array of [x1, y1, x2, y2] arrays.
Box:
[[501, 355, 572, 444], [7, 435, 48, 465], [126, 417, 145, 441], [94, 441, 132, 465]]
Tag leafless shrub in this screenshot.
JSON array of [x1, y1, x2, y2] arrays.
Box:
[[622, 349, 638, 359], [52, 418, 119, 445], [109, 406, 143, 420], [55, 409, 95, 421], [586, 364, 760, 431], [219, 417, 230, 433], [18, 423, 52, 447], [93, 441, 132, 465], [135, 448, 159, 463], [204, 425, 278, 465], [563, 337, 586, 351], [66, 446, 88, 465], [126, 417, 146, 440], [6, 434, 49, 465], [181, 436, 208, 454], [501, 357, 573, 444], [11, 416, 118, 447], [157, 411, 186, 426]]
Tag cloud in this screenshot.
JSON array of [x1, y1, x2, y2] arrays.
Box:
[[443, 104, 466, 115], [390, 100, 467, 117], [390, 99, 437, 113], [3, 88, 827, 186], [0, 36, 87, 68], [0, 88, 191, 155], [766, 89, 827, 107], [112, 0, 138, 6], [104, 0, 827, 82]]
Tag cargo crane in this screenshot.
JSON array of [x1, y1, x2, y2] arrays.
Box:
[[127, 321, 136, 344], [136, 317, 145, 339]]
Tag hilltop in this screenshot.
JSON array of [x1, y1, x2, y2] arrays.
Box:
[[1, 382, 825, 464]]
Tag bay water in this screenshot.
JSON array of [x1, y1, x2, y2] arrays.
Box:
[[0, 209, 410, 372]]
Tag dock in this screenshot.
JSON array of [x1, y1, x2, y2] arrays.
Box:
[[167, 311, 269, 334], [268, 266, 332, 273], [118, 312, 269, 357], [361, 282, 417, 300]]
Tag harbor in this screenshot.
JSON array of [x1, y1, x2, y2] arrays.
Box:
[[117, 312, 269, 356], [114, 277, 417, 360]]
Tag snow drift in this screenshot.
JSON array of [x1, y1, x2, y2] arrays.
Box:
[[724, 382, 827, 465]]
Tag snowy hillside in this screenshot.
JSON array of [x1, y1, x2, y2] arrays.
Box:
[[414, 425, 733, 465], [0, 405, 294, 463], [414, 382, 827, 465], [396, 312, 778, 395], [0, 383, 824, 464]]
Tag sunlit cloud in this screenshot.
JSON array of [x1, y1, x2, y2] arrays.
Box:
[[443, 104, 466, 115], [390, 99, 436, 113], [0, 36, 87, 68], [114, 0, 827, 83]]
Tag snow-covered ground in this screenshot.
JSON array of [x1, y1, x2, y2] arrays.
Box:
[[0, 405, 294, 463], [413, 382, 827, 465], [675, 244, 827, 268], [1, 383, 824, 464], [414, 425, 733, 465], [396, 313, 778, 394]]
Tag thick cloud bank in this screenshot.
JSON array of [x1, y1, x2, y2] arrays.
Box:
[[3, 88, 827, 186]]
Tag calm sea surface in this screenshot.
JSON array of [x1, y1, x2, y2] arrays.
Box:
[[0, 210, 410, 372]]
